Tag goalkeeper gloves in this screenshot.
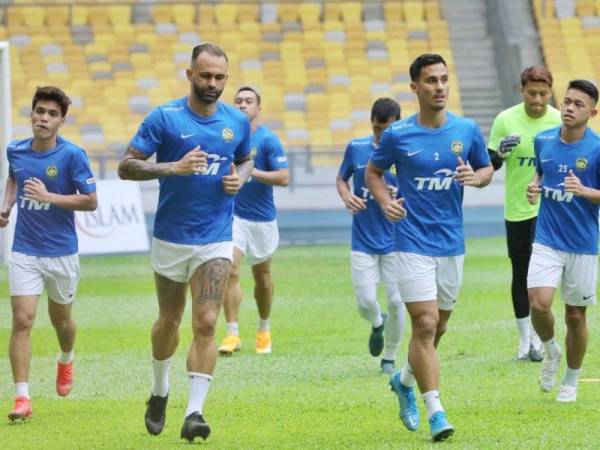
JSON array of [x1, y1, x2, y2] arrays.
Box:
[[496, 135, 520, 159]]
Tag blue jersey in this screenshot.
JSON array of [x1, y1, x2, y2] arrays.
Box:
[[371, 113, 490, 256], [339, 135, 397, 255], [7, 136, 96, 256], [130, 97, 251, 245], [534, 126, 600, 254], [234, 125, 288, 222]]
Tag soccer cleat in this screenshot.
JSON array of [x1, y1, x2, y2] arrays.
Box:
[[428, 411, 455, 442], [380, 359, 395, 375], [540, 349, 562, 392], [180, 412, 211, 442], [556, 384, 577, 402], [218, 335, 241, 356], [144, 394, 168, 435], [528, 342, 544, 362], [389, 371, 419, 431], [255, 331, 272, 354], [7, 396, 32, 422], [56, 361, 74, 397], [369, 313, 387, 357]]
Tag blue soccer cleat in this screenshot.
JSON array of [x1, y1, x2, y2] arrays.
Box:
[[428, 411, 454, 442], [389, 371, 419, 431]]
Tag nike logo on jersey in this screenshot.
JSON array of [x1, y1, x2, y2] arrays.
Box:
[[541, 158, 553, 163], [13, 168, 23, 173], [181, 133, 195, 139], [407, 150, 422, 157], [356, 164, 367, 169]]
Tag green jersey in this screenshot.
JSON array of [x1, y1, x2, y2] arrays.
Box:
[[488, 103, 561, 221]]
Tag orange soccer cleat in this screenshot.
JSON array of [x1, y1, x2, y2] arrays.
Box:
[[56, 361, 74, 397], [255, 331, 272, 354], [8, 396, 32, 422]]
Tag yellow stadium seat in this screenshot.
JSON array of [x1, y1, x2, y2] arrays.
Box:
[[299, 3, 321, 25], [278, 3, 299, 22], [108, 6, 131, 27], [173, 4, 196, 26], [341, 2, 362, 24], [22, 7, 45, 27], [215, 4, 238, 25]]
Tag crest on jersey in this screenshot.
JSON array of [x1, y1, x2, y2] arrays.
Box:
[[250, 147, 257, 158], [576, 158, 588, 170], [46, 165, 58, 179], [451, 141, 463, 155], [222, 128, 234, 143]]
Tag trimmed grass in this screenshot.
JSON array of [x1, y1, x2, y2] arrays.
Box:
[[0, 239, 599, 449]]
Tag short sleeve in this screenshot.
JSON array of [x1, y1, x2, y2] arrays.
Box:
[[487, 113, 506, 152], [70, 149, 96, 194], [338, 143, 354, 181], [266, 134, 288, 170], [370, 127, 395, 170], [129, 107, 165, 157], [467, 123, 491, 170], [235, 118, 251, 160]]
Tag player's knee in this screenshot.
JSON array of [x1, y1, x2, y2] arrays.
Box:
[[565, 308, 586, 331], [12, 311, 35, 333], [412, 314, 438, 341], [529, 292, 550, 313], [157, 314, 183, 333], [253, 270, 272, 289], [192, 312, 219, 339]]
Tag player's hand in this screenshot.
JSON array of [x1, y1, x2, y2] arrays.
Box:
[[384, 198, 406, 221], [172, 146, 209, 175], [0, 206, 10, 228], [564, 169, 585, 196], [455, 157, 480, 186], [386, 184, 399, 198], [342, 193, 367, 214], [222, 163, 241, 195], [526, 181, 541, 204], [497, 135, 520, 159], [24, 178, 51, 203]]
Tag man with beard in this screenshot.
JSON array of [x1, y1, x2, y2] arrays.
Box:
[[366, 54, 493, 441], [118, 43, 253, 442]]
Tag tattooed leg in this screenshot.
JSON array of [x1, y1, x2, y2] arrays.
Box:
[[187, 258, 232, 374]]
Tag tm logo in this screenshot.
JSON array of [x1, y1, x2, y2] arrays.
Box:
[[543, 184, 573, 202], [360, 187, 374, 200], [414, 168, 455, 191], [18, 195, 50, 210], [201, 154, 228, 176], [517, 157, 536, 167]]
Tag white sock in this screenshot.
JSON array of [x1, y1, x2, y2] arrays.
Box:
[[58, 350, 74, 364], [226, 322, 239, 336], [151, 358, 171, 397], [354, 284, 383, 327], [400, 361, 416, 387], [15, 382, 29, 399], [516, 317, 530, 352], [258, 318, 270, 332], [542, 337, 560, 359], [422, 390, 444, 420], [383, 283, 404, 361], [185, 372, 212, 418], [562, 367, 581, 388]]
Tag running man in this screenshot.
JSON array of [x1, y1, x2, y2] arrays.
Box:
[[218, 86, 289, 355], [336, 98, 405, 374], [488, 65, 561, 361], [526, 79, 600, 403], [118, 43, 253, 442], [1, 86, 97, 421], [366, 54, 493, 441]]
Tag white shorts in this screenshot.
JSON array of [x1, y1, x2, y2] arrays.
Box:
[[351, 251, 398, 287], [9, 252, 80, 305], [151, 238, 233, 283], [233, 216, 279, 266], [527, 243, 598, 307], [396, 252, 464, 311]]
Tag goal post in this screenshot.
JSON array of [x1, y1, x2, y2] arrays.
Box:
[[0, 41, 12, 263]]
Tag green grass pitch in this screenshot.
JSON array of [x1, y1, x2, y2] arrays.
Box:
[[1, 237, 599, 449]]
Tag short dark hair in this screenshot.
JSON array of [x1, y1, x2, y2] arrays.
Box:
[[32, 86, 71, 117], [567, 79, 599, 105], [409, 54, 447, 81], [521, 65, 553, 87], [371, 98, 401, 122], [191, 42, 228, 65], [235, 86, 261, 105]]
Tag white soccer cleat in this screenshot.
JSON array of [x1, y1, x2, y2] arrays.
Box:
[[540, 349, 561, 392], [556, 384, 577, 402]]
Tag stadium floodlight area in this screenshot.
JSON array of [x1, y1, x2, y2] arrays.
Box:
[[0, 41, 12, 263]]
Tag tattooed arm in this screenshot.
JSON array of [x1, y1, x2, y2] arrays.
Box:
[[118, 146, 209, 181]]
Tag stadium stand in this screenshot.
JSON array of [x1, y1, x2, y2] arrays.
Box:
[[1, 1, 460, 167]]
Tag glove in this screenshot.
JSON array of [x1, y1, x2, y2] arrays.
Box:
[[497, 135, 521, 159]]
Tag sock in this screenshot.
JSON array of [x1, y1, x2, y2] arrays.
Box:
[[422, 390, 444, 420], [516, 317, 530, 352], [151, 358, 171, 397], [383, 283, 404, 361], [562, 367, 581, 388], [400, 361, 416, 387], [258, 319, 270, 332], [226, 322, 239, 337], [372, 312, 384, 329], [15, 382, 29, 399], [58, 349, 74, 364], [354, 284, 382, 327], [185, 372, 212, 418], [542, 337, 560, 359]]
